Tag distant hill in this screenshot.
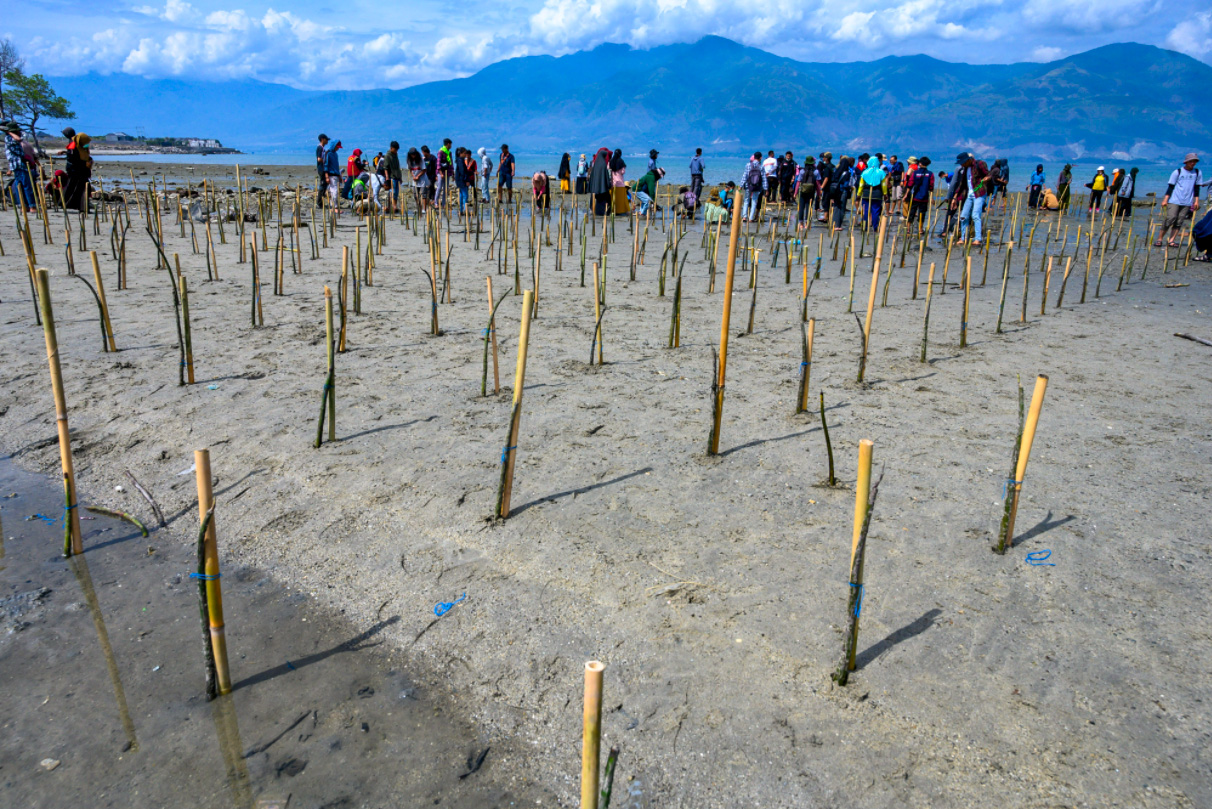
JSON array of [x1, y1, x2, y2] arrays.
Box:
[[47, 38, 1212, 159]]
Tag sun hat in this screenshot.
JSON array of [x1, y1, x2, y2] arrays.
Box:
[[1184, 152, 1199, 163]]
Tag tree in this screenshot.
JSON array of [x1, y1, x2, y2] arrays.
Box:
[[0, 39, 23, 120], [2, 70, 73, 153]]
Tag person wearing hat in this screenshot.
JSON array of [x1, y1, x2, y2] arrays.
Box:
[[648, 149, 659, 174], [1086, 166, 1108, 213], [3, 120, 37, 213], [688, 148, 705, 203], [478, 147, 493, 206], [1158, 153, 1202, 247], [63, 131, 93, 212]]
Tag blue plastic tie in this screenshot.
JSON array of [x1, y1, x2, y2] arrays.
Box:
[[849, 581, 864, 618], [29, 513, 57, 526], [1002, 478, 1023, 499], [800, 361, 809, 368], [434, 593, 466, 617], [500, 444, 516, 464], [189, 572, 222, 581], [1025, 549, 1055, 566]]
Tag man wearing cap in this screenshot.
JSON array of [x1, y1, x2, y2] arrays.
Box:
[[3, 120, 37, 212], [949, 152, 990, 246], [1157, 153, 1202, 248]]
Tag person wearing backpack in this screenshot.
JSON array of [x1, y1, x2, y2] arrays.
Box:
[[688, 148, 706, 202], [795, 156, 817, 230], [740, 152, 767, 222], [829, 156, 855, 231], [1157, 153, 1202, 248]]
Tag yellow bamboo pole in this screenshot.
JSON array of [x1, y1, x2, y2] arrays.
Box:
[[798, 317, 815, 413], [1041, 257, 1053, 316], [960, 256, 971, 348], [35, 268, 83, 556], [486, 276, 501, 393], [180, 275, 195, 384], [581, 660, 606, 809], [195, 449, 231, 694], [847, 438, 874, 671], [496, 290, 534, 519], [90, 251, 117, 351], [858, 218, 887, 382], [709, 195, 744, 455], [592, 262, 603, 365], [1003, 375, 1049, 547]]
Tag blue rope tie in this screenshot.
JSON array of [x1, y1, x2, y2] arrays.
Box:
[[849, 581, 864, 618], [1025, 549, 1055, 566], [800, 361, 809, 368], [28, 513, 56, 526], [500, 445, 517, 464], [1002, 478, 1023, 499], [189, 572, 222, 581], [434, 593, 466, 617]]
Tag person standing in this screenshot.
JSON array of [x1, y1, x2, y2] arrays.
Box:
[[315, 133, 329, 208], [384, 141, 402, 213], [858, 158, 887, 230], [951, 152, 990, 246], [454, 146, 471, 214], [478, 147, 493, 207], [323, 138, 342, 208], [1157, 153, 1202, 247], [1057, 164, 1073, 212], [829, 156, 855, 231], [778, 151, 796, 204], [795, 156, 816, 229], [421, 145, 438, 207], [62, 130, 92, 212], [589, 147, 612, 215], [1113, 167, 1137, 219], [647, 149, 659, 173], [437, 138, 454, 210], [4, 122, 37, 211], [610, 149, 628, 214], [905, 156, 934, 237], [462, 148, 479, 209], [1087, 167, 1108, 213], [1028, 164, 1045, 209], [497, 143, 515, 204], [741, 151, 767, 223], [558, 153, 572, 194], [575, 153, 588, 195], [888, 155, 905, 211], [815, 152, 834, 222], [688, 148, 705, 202]]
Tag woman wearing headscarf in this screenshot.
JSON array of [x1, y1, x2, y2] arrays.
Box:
[[406, 147, 427, 211], [589, 147, 612, 215], [1057, 164, 1073, 212], [1028, 164, 1045, 209], [63, 131, 93, 212], [477, 147, 492, 206], [829, 156, 855, 231], [609, 149, 628, 215], [558, 153, 572, 194], [575, 154, 588, 195], [1113, 167, 1137, 219]]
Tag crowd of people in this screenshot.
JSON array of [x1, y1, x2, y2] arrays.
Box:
[[3, 119, 93, 214]]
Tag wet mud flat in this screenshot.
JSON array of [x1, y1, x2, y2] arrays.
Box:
[[0, 457, 553, 808]]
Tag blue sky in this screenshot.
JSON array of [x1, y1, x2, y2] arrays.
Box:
[[5, 0, 1210, 89]]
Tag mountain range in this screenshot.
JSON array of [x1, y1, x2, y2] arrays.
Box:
[[47, 37, 1212, 160]]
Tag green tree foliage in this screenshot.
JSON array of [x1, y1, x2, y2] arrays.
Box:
[[2, 70, 74, 152]]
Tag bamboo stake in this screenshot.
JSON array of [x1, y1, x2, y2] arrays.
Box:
[[581, 660, 606, 809], [920, 262, 936, 363], [194, 449, 231, 694], [857, 218, 886, 383], [997, 375, 1048, 553], [820, 391, 836, 486], [316, 286, 336, 446], [592, 262, 604, 365], [496, 290, 534, 519], [960, 257, 971, 348], [797, 318, 815, 413], [340, 246, 350, 349], [833, 438, 875, 684], [1041, 257, 1053, 315], [708, 195, 743, 456], [180, 275, 195, 384], [90, 251, 117, 351], [35, 269, 83, 557], [486, 277, 502, 394], [1054, 257, 1074, 308]]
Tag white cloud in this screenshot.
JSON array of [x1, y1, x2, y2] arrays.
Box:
[[1166, 12, 1212, 58], [1030, 45, 1063, 61], [1022, 0, 1161, 32]]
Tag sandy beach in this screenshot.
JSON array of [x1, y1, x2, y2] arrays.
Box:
[[2, 168, 1211, 807]]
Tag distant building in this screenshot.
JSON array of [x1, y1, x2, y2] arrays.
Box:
[[104, 132, 135, 143], [186, 138, 222, 149]]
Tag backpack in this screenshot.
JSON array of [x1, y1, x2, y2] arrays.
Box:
[[745, 162, 763, 191]]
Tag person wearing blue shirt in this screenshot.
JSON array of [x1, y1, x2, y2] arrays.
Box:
[[322, 139, 342, 207], [689, 148, 705, 202]]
